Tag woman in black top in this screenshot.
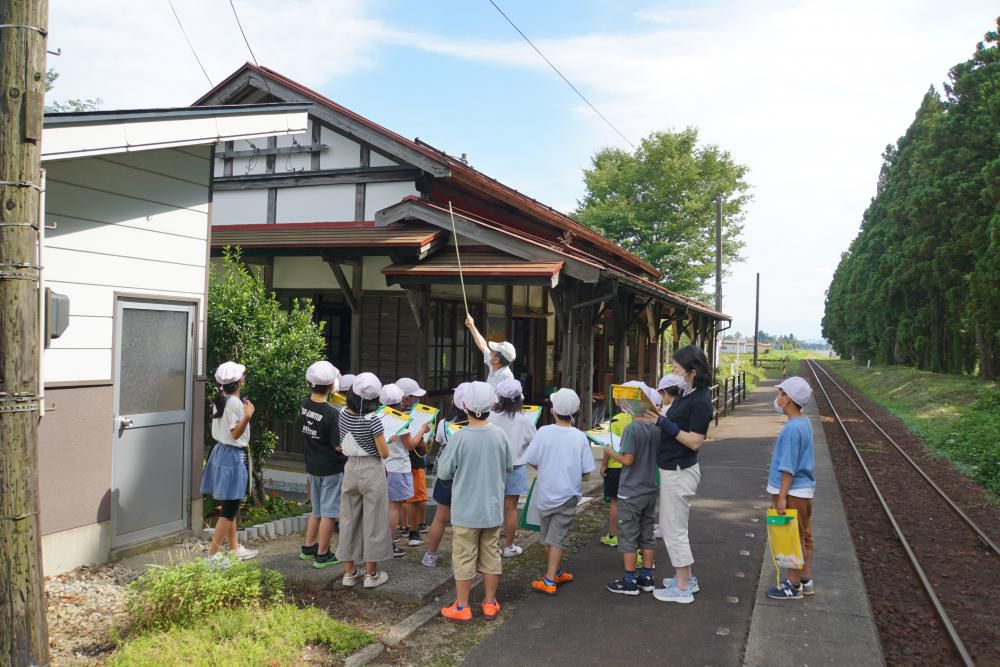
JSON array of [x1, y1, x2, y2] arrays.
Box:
[[637, 345, 714, 604]]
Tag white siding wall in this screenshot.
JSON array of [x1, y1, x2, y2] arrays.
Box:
[[275, 184, 355, 222], [364, 182, 419, 220], [43, 147, 210, 383]]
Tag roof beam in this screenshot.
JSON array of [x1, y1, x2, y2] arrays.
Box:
[[213, 165, 421, 191], [324, 256, 359, 313], [196, 70, 452, 178]]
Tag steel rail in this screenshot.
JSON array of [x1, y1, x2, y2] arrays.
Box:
[[805, 360, 975, 667], [811, 361, 1000, 557]]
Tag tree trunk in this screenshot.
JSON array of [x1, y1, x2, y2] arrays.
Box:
[[0, 1, 50, 664]]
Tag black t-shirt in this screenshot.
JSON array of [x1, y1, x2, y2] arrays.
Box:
[[656, 387, 713, 470], [300, 399, 346, 476]]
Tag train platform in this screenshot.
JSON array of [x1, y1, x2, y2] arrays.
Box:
[[464, 379, 883, 666]]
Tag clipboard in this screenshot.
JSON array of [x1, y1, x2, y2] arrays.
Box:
[[410, 403, 439, 444], [329, 392, 347, 407], [521, 404, 542, 425], [376, 405, 412, 437], [611, 384, 657, 416], [446, 420, 468, 435], [585, 428, 617, 452]]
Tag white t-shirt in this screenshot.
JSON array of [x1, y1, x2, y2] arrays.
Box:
[[384, 432, 412, 474], [484, 350, 514, 391], [523, 424, 595, 511], [211, 395, 249, 448], [488, 410, 537, 466]]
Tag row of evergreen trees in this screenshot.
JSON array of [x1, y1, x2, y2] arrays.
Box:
[[822, 19, 1000, 379]]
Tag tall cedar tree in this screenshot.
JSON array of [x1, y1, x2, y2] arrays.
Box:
[[823, 18, 1000, 378], [575, 128, 749, 301]]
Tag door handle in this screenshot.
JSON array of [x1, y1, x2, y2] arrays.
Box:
[[118, 417, 133, 434]]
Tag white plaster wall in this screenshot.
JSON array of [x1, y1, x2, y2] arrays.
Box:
[[275, 184, 355, 223], [369, 151, 399, 167], [212, 189, 269, 225], [364, 181, 419, 220], [274, 132, 312, 173], [41, 520, 111, 575], [319, 126, 362, 169]]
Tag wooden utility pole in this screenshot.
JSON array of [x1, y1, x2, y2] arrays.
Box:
[[1, 1, 50, 665], [753, 272, 760, 368]]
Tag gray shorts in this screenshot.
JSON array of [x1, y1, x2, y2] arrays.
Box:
[[616, 491, 658, 552], [539, 496, 578, 548], [309, 473, 343, 519], [387, 471, 414, 502]]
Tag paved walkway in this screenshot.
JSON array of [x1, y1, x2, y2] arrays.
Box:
[[464, 379, 883, 667]]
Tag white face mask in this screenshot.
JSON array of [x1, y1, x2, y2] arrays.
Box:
[[774, 397, 784, 414]]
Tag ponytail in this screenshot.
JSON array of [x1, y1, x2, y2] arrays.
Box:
[[495, 395, 523, 418], [212, 381, 240, 418]]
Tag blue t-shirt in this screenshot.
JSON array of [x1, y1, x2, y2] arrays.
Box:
[[766, 418, 815, 498]]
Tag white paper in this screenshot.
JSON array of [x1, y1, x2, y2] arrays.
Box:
[[379, 411, 410, 438]]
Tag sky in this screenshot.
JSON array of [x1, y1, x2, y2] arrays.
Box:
[[46, 0, 999, 341]]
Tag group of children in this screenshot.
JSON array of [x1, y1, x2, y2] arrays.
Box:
[[207, 332, 818, 615]]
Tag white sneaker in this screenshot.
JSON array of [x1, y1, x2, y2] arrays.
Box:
[[502, 544, 523, 558], [207, 553, 230, 569], [422, 551, 439, 567], [234, 545, 258, 561], [662, 576, 699, 593], [653, 581, 694, 604], [364, 570, 389, 589], [342, 569, 361, 587]]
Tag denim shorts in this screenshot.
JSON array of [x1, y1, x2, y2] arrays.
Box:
[[504, 464, 529, 496], [309, 473, 343, 518], [432, 478, 453, 507], [387, 471, 414, 502]]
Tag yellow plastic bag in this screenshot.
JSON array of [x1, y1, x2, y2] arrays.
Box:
[[766, 509, 804, 582]]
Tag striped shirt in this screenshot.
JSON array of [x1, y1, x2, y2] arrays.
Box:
[[338, 409, 384, 457]]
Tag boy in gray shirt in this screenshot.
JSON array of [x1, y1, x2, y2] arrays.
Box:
[[604, 384, 663, 597], [436, 382, 513, 622]]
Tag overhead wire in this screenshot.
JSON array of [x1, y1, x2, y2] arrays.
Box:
[[228, 0, 275, 100], [166, 0, 213, 87], [486, 0, 635, 148]]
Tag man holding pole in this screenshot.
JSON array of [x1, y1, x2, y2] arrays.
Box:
[[465, 314, 516, 392]]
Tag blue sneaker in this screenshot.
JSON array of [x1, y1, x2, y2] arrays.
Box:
[[653, 581, 694, 604], [607, 576, 640, 596], [766, 579, 803, 600], [662, 575, 699, 593], [636, 575, 656, 593]]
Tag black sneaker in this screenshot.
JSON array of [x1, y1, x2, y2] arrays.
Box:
[[407, 530, 423, 546], [417, 522, 429, 533], [299, 544, 318, 561], [393, 545, 406, 558], [607, 576, 640, 596], [312, 551, 340, 569], [636, 575, 656, 593]]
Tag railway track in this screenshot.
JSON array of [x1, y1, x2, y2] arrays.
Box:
[[805, 360, 1000, 667]]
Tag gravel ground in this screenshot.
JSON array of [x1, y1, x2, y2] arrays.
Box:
[[810, 362, 1000, 666]]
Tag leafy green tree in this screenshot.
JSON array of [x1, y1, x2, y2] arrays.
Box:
[[44, 68, 102, 113], [575, 128, 750, 300], [208, 248, 326, 502]]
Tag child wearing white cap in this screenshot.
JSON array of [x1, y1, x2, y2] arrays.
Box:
[[765, 376, 816, 600], [436, 381, 513, 622], [336, 372, 393, 589], [395, 378, 431, 547], [298, 361, 343, 569], [380, 383, 430, 558], [201, 361, 258, 563], [523, 388, 595, 596], [465, 314, 515, 391], [422, 383, 471, 568], [656, 373, 686, 409], [488, 379, 537, 558]]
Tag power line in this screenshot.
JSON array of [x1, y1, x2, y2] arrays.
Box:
[[167, 0, 213, 87], [487, 0, 635, 148], [228, 0, 275, 99]]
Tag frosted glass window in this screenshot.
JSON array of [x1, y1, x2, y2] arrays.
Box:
[[119, 309, 188, 414]]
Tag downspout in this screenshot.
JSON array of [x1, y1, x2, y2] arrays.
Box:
[[37, 169, 46, 418]]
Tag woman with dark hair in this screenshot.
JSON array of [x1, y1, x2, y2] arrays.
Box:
[[201, 361, 258, 563], [637, 344, 714, 604]]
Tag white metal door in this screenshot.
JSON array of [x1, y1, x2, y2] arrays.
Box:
[[111, 299, 194, 548]]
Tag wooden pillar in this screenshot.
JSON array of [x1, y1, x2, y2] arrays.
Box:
[[611, 292, 629, 384], [504, 285, 513, 341], [350, 262, 362, 372], [0, 1, 50, 663], [404, 286, 430, 387], [579, 303, 595, 428]]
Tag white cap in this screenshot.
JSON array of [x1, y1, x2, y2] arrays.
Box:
[[462, 381, 496, 414], [306, 361, 339, 386], [352, 372, 382, 401], [453, 382, 472, 409], [339, 374, 356, 392], [488, 340, 517, 363], [550, 388, 580, 416], [379, 383, 404, 406], [623, 380, 662, 408], [496, 378, 523, 400], [776, 376, 812, 407], [396, 377, 426, 398], [215, 361, 246, 385], [657, 374, 685, 391]]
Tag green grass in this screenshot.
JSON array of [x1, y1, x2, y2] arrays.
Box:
[[822, 360, 1000, 497], [110, 603, 372, 667]]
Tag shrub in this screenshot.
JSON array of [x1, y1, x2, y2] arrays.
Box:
[[125, 558, 283, 633]]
